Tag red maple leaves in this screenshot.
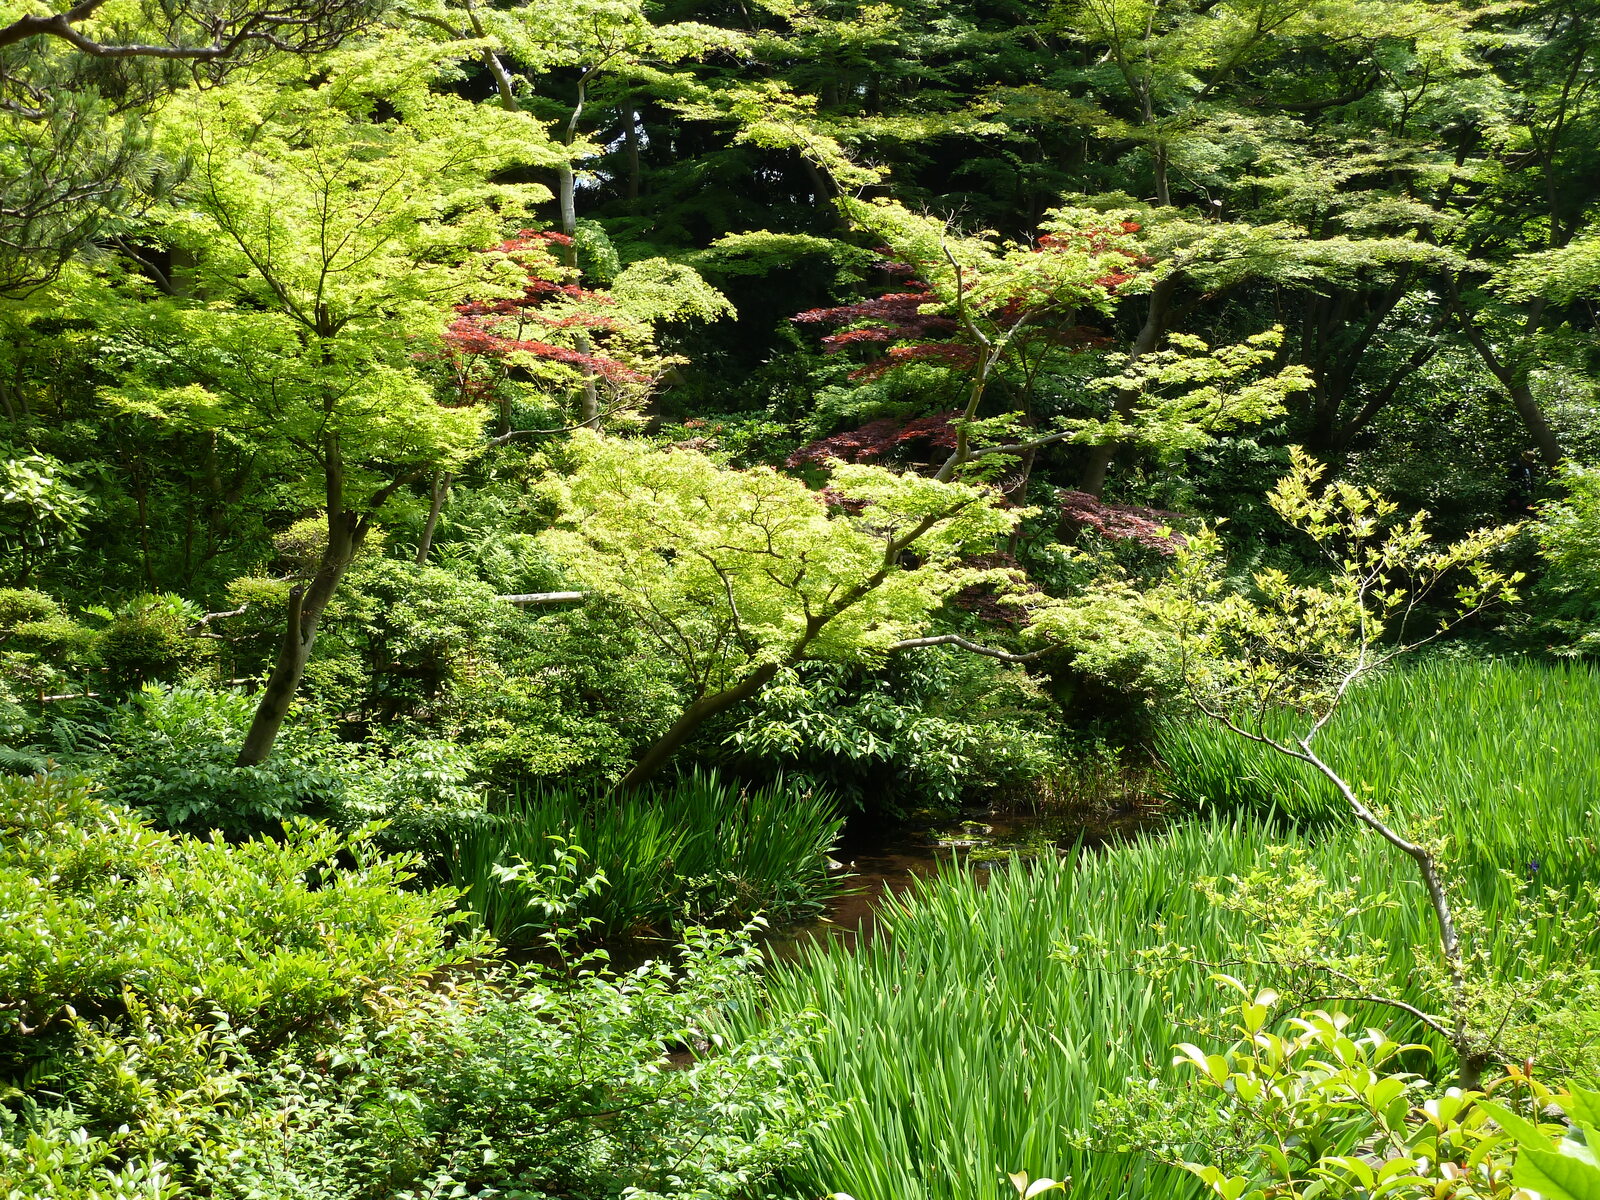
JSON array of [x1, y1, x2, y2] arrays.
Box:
[[1057, 489, 1187, 554], [437, 231, 646, 406], [791, 223, 1143, 387], [787, 410, 963, 469]]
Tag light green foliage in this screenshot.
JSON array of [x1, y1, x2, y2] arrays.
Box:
[[1069, 327, 1313, 457], [438, 770, 842, 939], [1497, 236, 1600, 306], [694, 231, 875, 280], [843, 197, 1142, 319], [1163, 449, 1522, 717], [1020, 566, 1185, 703], [542, 431, 1019, 692], [1094, 981, 1574, 1200], [478, 0, 741, 80], [102, 44, 544, 489], [0, 773, 469, 1047], [1532, 461, 1600, 656], [611, 256, 736, 325]]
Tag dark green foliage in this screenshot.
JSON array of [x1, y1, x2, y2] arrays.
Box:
[[90, 686, 337, 834], [719, 650, 1068, 817], [1530, 463, 1600, 657], [438, 769, 843, 940]]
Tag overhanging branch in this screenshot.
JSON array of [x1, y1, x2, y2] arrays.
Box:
[[887, 633, 1055, 663]]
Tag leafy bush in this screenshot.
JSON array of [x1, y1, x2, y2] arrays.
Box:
[[721, 650, 1067, 816], [93, 685, 339, 834], [438, 769, 843, 940], [1532, 461, 1600, 657], [1094, 981, 1600, 1200], [199, 868, 824, 1200], [0, 789, 823, 1200], [0, 772, 471, 1053], [0, 586, 58, 628], [90, 593, 211, 691], [331, 735, 486, 847]]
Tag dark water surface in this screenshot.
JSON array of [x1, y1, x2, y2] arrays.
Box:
[[765, 798, 1167, 960]]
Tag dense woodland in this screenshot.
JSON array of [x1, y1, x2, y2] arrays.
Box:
[[2, 0, 1600, 1196]]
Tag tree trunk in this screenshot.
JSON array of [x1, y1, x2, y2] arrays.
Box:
[[616, 663, 781, 791], [235, 512, 362, 766], [415, 471, 449, 565], [557, 83, 602, 429], [1077, 273, 1179, 496], [1454, 302, 1565, 468], [557, 164, 578, 254], [1503, 378, 1565, 468], [622, 103, 641, 203]]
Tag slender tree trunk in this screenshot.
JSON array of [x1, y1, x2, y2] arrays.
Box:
[[1077, 273, 1179, 496], [235, 511, 362, 767], [558, 74, 602, 428], [1453, 299, 1564, 467], [1151, 142, 1170, 207], [617, 664, 781, 791], [557, 164, 578, 250], [622, 103, 642, 203], [415, 471, 449, 565]]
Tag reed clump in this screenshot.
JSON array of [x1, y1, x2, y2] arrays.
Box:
[[1155, 658, 1600, 865], [749, 819, 1598, 1200], [746, 660, 1600, 1200], [436, 769, 842, 942]]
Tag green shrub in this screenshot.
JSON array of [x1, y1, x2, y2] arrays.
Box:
[[92, 594, 210, 691], [0, 803, 823, 1200], [0, 772, 472, 1053], [331, 735, 487, 847], [1532, 461, 1600, 657], [721, 650, 1068, 816], [1094, 983, 1596, 1200], [199, 928, 824, 1200], [438, 769, 843, 940], [93, 685, 339, 834], [0, 587, 58, 629]]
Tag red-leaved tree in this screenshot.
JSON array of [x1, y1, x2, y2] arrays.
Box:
[[789, 214, 1145, 491], [441, 231, 650, 438]]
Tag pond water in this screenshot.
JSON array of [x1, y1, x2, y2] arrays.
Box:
[[766, 797, 1168, 959]]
